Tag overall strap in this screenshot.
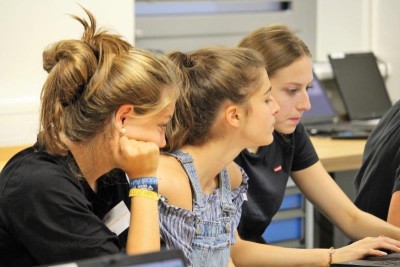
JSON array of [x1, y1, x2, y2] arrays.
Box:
[[164, 150, 205, 209], [218, 168, 236, 213]]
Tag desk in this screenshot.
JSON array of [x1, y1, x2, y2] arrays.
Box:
[[310, 136, 366, 172]]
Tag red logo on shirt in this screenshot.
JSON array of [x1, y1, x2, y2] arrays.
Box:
[[274, 165, 282, 172]]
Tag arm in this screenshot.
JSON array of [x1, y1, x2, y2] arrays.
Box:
[[292, 161, 400, 240], [229, 257, 236, 267], [387, 191, 400, 227], [118, 137, 161, 254], [231, 231, 329, 267], [231, 231, 400, 267], [126, 195, 160, 254]]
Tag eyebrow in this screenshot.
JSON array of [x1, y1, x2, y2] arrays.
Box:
[[264, 86, 272, 94], [283, 82, 312, 88]]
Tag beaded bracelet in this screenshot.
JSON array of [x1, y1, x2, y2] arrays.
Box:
[[129, 177, 158, 193], [328, 247, 335, 266], [129, 188, 159, 201]]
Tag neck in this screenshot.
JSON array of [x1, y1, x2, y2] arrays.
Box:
[[69, 142, 112, 191], [181, 138, 243, 192], [246, 146, 259, 154]]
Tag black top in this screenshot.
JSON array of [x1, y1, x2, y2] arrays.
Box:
[[0, 144, 130, 266], [234, 123, 319, 243], [354, 99, 400, 220]]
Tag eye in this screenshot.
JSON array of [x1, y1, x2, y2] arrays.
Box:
[[288, 88, 298, 94], [265, 97, 272, 104]]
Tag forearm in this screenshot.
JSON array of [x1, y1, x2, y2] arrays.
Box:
[[339, 209, 400, 241], [387, 190, 400, 227], [293, 164, 400, 242], [126, 196, 160, 254], [231, 238, 330, 267]]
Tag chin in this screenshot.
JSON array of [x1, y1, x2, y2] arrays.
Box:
[[275, 125, 296, 135], [264, 136, 274, 146]]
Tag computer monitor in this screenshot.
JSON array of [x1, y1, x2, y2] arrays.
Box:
[[328, 52, 392, 121], [40, 249, 186, 267], [302, 71, 337, 125]]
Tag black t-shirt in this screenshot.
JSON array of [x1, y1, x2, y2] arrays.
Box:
[[0, 145, 129, 266], [234, 123, 319, 243], [82, 170, 131, 248], [354, 100, 400, 220]]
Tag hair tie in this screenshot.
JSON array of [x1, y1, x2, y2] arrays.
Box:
[[182, 53, 194, 68], [61, 83, 86, 107]]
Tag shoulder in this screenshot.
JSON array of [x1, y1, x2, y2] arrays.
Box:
[[227, 161, 245, 190], [157, 153, 188, 193], [2, 148, 77, 188], [0, 150, 90, 222], [157, 153, 193, 209], [0, 150, 86, 214], [158, 153, 184, 180]]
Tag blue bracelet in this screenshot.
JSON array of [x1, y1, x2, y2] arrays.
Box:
[[129, 177, 158, 193]]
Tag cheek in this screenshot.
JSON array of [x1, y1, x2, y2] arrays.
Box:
[[274, 98, 291, 119], [274, 95, 289, 110], [145, 130, 166, 148]]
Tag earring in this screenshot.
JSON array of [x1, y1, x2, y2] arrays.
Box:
[[120, 127, 126, 136]]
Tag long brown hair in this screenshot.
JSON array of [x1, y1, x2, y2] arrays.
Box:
[[239, 24, 311, 77], [38, 7, 180, 155], [165, 47, 265, 152]]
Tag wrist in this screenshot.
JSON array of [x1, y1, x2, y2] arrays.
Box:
[[125, 171, 157, 179], [129, 188, 159, 200], [327, 247, 335, 266], [128, 176, 158, 193]]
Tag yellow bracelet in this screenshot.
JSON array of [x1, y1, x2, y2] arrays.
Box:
[[129, 188, 159, 201], [328, 247, 335, 266]]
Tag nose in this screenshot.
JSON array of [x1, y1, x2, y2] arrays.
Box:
[[297, 90, 311, 112], [270, 96, 280, 115]]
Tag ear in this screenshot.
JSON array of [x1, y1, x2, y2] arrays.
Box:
[[224, 105, 242, 128], [114, 104, 134, 131]]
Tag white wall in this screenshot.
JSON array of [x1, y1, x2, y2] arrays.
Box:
[[315, 0, 372, 62], [371, 0, 400, 102], [315, 0, 399, 104], [0, 0, 134, 146]]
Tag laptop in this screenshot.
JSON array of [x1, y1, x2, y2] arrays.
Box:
[[332, 252, 400, 266], [328, 52, 392, 127], [302, 72, 371, 139], [38, 249, 186, 267]]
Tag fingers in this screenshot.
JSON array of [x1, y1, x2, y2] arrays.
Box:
[[356, 236, 400, 257], [335, 236, 400, 263], [118, 136, 160, 178], [374, 235, 400, 254]]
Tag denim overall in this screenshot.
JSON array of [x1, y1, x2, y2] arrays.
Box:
[[159, 150, 237, 267]]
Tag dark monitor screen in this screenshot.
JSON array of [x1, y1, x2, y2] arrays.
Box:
[[302, 72, 337, 124], [38, 249, 186, 267], [122, 258, 184, 267], [328, 52, 392, 120]]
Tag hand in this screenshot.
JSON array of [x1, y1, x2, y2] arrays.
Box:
[[115, 135, 160, 179], [333, 236, 400, 263]]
